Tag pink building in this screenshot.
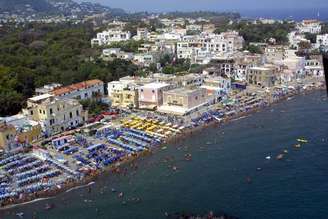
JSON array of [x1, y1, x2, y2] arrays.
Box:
[[138, 82, 171, 110]]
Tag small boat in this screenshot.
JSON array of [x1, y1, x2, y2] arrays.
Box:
[[283, 149, 288, 154], [161, 146, 167, 150], [184, 153, 192, 161], [256, 167, 262, 171], [16, 212, 24, 218], [294, 144, 301, 148], [297, 138, 308, 143], [111, 188, 116, 193], [118, 192, 124, 198], [44, 203, 54, 210], [265, 156, 271, 160], [276, 154, 284, 160]]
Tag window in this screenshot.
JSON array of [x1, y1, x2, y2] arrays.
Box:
[[50, 108, 53, 114], [152, 90, 155, 93], [76, 110, 79, 116], [30, 110, 33, 115], [43, 110, 45, 114], [70, 112, 73, 119]]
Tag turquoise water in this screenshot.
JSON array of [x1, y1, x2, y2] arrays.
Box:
[[1, 91, 328, 219]]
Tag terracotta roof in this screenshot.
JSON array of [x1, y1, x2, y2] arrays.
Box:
[[52, 79, 103, 96], [303, 19, 319, 24]]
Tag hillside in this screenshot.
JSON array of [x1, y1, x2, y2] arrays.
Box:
[[0, 0, 126, 17]]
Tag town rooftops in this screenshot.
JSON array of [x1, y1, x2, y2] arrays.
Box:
[[52, 79, 103, 96]]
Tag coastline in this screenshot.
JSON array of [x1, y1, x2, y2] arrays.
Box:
[[0, 82, 325, 210]]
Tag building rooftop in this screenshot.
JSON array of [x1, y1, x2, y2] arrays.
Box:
[[140, 82, 170, 89], [1, 114, 39, 132], [165, 87, 205, 95], [52, 79, 103, 96], [29, 94, 54, 103]]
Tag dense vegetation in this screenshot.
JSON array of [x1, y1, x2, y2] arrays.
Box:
[[0, 23, 138, 116], [215, 21, 295, 44], [107, 40, 145, 53]]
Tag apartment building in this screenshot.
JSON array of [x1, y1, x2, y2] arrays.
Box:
[[35, 83, 62, 96], [111, 89, 139, 109], [1, 114, 42, 145], [22, 94, 87, 136], [91, 29, 131, 46], [201, 76, 232, 97], [297, 20, 321, 34], [316, 34, 328, 48], [247, 66, 277, 87], [158, 87, 208, 115], [52, 79, 104, 100], [138, 82, 171, 110], [177, 31, 244, 63], [0, 122, 16, 150]]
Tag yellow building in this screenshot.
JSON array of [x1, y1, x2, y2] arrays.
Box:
[[2, 114, 42, 144], [111, 89, 139, 109], [0, 122, 16, 149], [23, 94, 87, 136]]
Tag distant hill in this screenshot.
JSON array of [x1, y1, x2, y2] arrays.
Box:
[[0, 0, 126, 17]]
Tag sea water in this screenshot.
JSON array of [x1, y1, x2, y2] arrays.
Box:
[[1, 91, 328, 219]]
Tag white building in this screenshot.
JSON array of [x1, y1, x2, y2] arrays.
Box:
[[133, 28, 149, 41], [133, 53, 157, 67], [52, 80, 104, 100], [288, 31, 310, 49], [35, 83, 62, 96], [138, 82, 171, 110], [107, 79, 139, 98], [91, 29, 131, 46], [177, 31, 244, 64], [304, 58, 324, 77], [201, 76, 232, 98], [297, 20, 321, 34], [316, 34, 328, 48], [102, 48, 134, 61]]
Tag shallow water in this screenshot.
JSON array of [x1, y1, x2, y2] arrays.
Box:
[[1, 91, 328, 219]]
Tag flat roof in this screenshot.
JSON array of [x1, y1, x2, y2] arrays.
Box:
[[29, 94, 54, 102], [141, 82, 170, 89], [165, 87, 205, 95]]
